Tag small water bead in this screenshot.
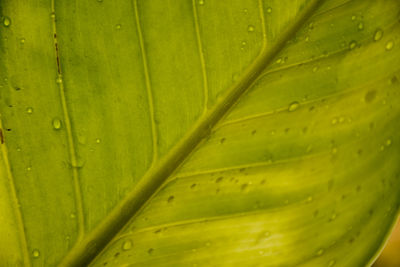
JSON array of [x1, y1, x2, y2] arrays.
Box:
[[20, 38, 26, 44], [351, 15, 356, 21], [328, 260, 336, 266], [122, 240, 133, 251], [2, 16, 11, 27], [374, 29, 383, 41], [243, 8, 248, 14], [386, 139, 392, 147], [306, 196, 313, 203], [385, 40, 394, 51], [357, 22, 364, 31], [349, 41, 357, 50], [27, 166, 32, 171], [288, 101, 300, 112], [330, 213, 337, 221], [312, 66, 318, 73], [115, 24, 121, 30], [198, 0, 204, 5], [70, 213, 76, 219], [316, 248, 324, 256], [96, 138, 101, 144], [32, 249, 40, 258], [26, 107, 34, 114], [52, 118, 62, 130], [247, 25, 255, 32], [266, 7, 272, 13], [56, 76, 63, 84]]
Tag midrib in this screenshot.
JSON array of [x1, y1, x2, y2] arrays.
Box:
[[59, 0, 325, 266]]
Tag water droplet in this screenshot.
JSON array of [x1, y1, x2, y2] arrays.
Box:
[[243, 8, 248, 14], [357, 22, 364, 31], [97, 0, 103, 2], [374, 29, 383, 41], [247, 25, 255, 32], [276, 58, 282, 64], [307, 196, 313, 203], [26, 107, 33, 114], [115, 24, 121, 30], [52, 118, 62, 130], [312, 66, 318, 73], [27, 166, 32, 171], [241, 40, 247, 47], [50, 12, 56, 19], [2, 16, 11, 27], [148, 248, 154, 255], [316, 248, 324, 256], [351, 15, 356, 21], [96, 138, 101, 144], [328, 259, 336, 266], [331, 118, 338, 125], [20, 38, 26, 44], [56, 76, 63, 84], [266, 7, 272, 13], [288, 101, 300, 112], [365, 90, 376, 103], [385, 40, 394, 51], [308, 22, 314, 30], [32, 249, 40, 258], [349, 41, 357, 50], [122, 240, 133, 250], [330, 213, 337, 221], [70, 213, 76, 219], [386, 139, 392, 146], [167, 195, 174, 203], [198, 0, 204, 5]]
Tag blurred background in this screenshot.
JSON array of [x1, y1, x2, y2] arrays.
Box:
[[373, 218, 400, 267]]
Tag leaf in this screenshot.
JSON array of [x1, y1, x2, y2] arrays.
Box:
[[0, 0, 399, 266]]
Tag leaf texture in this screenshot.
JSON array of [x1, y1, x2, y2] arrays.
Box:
[[0, 0, 399, 266]]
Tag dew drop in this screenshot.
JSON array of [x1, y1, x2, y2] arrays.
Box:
[[27, 166, 32, 171], [330, 213, 337, 221], [50, 12, 56, 19], [374, 29, 383, 41], [357, 22, 364, 31], [276, 58, 282, 64], [308, 22, 314, 30], [96, 138, 101, 144], [70, 213, 76, 219], [32, 249, 40, 258], [328, 259, 336, 266], [386, 139, 392, 147], [20, 38, 26, 44], [349, 41, 357, 50], [2, 16, 11, 27], [385, 40, 394, 51], [288, 101, 300, 112], [243, 8, 248, 14], [122, 240, 133, 251], [266, 7, 272, 13], [351, 15, 356, 21], [316, 248, 324, 256], [115, 24, 121, 30], [52, 118, 62, 130], [56, 76, 63, 84], [97, 0, 103, 2], [312, 66, 318, 73], [307, 196, 313, 203], [331, 118, 338, 125], [247, 25, 255, 32], [198, 0, 204, 5], [26, 107, 33, 114], [365, 90, 377, 103]]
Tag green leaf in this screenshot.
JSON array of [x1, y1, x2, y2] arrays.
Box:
[[1, 0, 399, 266]]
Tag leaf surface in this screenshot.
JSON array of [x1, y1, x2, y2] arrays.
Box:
[[0, 0, 399, 266]]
